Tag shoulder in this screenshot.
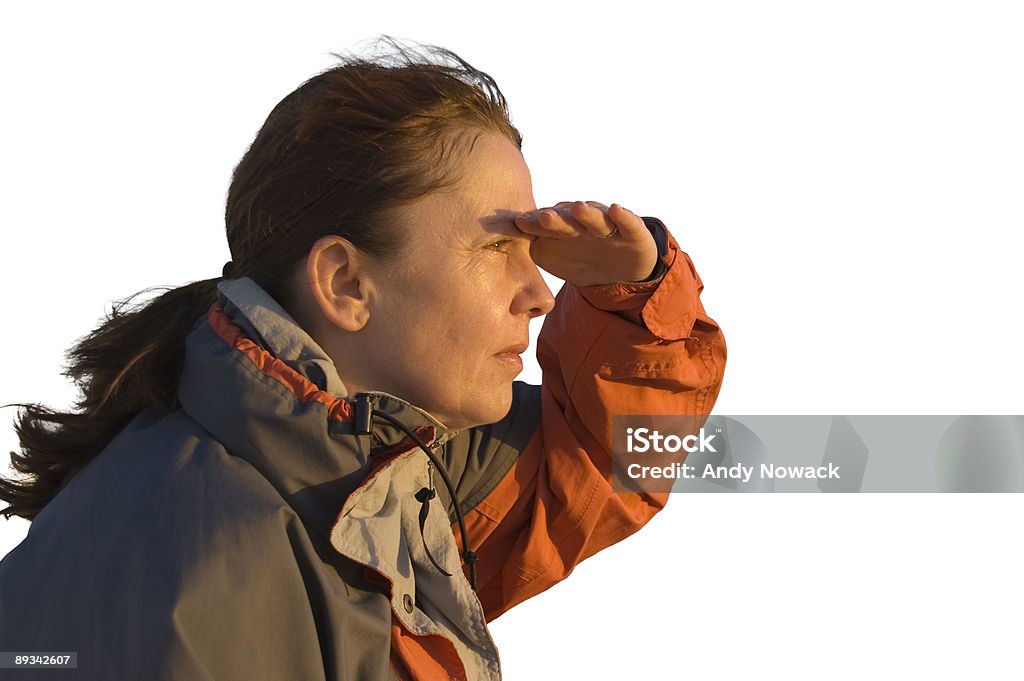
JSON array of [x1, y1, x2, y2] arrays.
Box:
[[0, 409, 324, 670], [39, 407, 293, 533], [8, 407, 306, 576]]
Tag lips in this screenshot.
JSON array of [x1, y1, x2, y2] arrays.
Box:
[[494, 342, 528, 372]]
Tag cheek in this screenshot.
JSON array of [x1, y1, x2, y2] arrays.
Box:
[[412, 269, 515, 361], [466, 270, 517, 313]]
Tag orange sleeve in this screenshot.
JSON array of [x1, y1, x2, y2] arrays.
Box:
[[453, 229, 728, 621]]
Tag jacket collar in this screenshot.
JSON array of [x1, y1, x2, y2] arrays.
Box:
[[177, 277, 453, 543], [215, 277, 349, 397]]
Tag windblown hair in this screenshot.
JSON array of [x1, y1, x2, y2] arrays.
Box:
[[1, 37, 522, 520]]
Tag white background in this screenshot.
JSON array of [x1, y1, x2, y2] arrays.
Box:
[[2, 1, 1023, 678]]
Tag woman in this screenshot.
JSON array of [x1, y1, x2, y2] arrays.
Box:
[[0, 41, 726, 680]]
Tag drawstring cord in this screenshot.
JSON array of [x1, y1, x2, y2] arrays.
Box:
[[356, 397, 479, 590]]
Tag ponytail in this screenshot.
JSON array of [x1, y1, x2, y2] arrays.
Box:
[[1, 279, 221, 521]]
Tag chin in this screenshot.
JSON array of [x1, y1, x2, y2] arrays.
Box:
[[449, 388, 514, 431]]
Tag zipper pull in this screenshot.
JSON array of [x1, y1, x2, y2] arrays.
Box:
[[416, 461, 450, 578]]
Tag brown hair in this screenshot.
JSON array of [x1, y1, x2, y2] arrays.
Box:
[[1, 37, 522, 520]]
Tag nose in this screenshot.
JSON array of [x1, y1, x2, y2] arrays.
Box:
[[512, 259, 556, 318]]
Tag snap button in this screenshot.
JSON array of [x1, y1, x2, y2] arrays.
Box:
[[403, 593, 414, 613]]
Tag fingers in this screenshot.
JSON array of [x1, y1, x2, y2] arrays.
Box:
[[515, 201, 637, 239], [607, 203, 647, 235], [570, 201, 618, 238], [514, 207, 578, 237]]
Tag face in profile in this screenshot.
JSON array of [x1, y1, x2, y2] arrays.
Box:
[[359, 132, 556, 431]]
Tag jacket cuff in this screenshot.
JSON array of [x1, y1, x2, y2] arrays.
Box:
[[576, 219, 702, 341]]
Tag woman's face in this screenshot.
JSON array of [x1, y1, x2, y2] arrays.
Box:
[[362, 132, 556, 431]]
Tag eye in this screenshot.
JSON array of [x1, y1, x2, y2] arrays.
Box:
[[485, 239, 514, 253]]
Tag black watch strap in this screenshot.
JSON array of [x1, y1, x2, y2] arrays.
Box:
[[640, 216, 670, 282]]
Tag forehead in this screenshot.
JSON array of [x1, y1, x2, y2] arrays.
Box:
[[405, 133, 536, 237], [459, 132, 534, 207]]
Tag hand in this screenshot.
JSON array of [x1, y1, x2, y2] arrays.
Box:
[[514, 201, 659, 287]]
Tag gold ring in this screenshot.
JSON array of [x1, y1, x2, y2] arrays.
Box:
[[597, 225, 619, 239]]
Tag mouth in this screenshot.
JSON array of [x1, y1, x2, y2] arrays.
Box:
[[494, 342, 528, 372]]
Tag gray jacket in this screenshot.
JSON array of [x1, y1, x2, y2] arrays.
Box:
[[0, 231, 726, 680]]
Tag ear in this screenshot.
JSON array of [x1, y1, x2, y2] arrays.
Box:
[[305, 235, 376, 332]]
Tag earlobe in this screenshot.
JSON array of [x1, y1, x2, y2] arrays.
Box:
[[306, 236, 373, 332]]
